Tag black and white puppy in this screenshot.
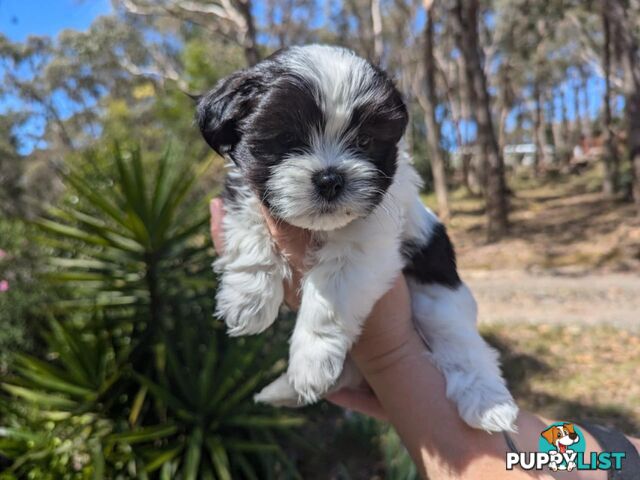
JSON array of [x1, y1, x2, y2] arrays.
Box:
[[197, 45, 517, 432]]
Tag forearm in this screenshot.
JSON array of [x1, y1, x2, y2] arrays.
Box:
[[350, 278, 542, 479]]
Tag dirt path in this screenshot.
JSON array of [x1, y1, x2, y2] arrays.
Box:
[[464, 269, 640, 330]]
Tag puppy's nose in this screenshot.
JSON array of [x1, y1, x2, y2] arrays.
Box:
[[313, 168, 345, 201], [569, 433, 578, 440]]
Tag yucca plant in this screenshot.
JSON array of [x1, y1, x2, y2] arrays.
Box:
[[0, 146, 301, 479]]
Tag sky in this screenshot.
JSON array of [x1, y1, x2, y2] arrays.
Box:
[[0, 0, 111, 41]]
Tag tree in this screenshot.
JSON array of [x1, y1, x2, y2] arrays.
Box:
[[601, 4, 619, 196], [447, 0, 509, 240], [116, 0, 260, 66], [420, 2, 450, 219], [606, 0, 640, 211]]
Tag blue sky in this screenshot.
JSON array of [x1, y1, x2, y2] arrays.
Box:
[[0, 0, 111, 41]]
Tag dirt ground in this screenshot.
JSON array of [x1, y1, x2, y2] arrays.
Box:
[[424, 166, 640, 434]]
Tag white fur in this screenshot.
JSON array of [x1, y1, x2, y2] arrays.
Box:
[[408, 280, 517, 431], [215, 45, 517, 432], [223, 155, 518, 431], [214, 172, 290, 336], [266, 150, 380, 231]]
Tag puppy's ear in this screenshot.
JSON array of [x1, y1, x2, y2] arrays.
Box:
[[565, 423, 575, 434], [196, 70, 264, 158], [541, 426, 557, 445]]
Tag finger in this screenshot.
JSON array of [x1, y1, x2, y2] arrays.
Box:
[[261, 205, 304, 243], [260, 205, 311, 272], [210, 198, 225, 255], [326, 388, 388, 421]]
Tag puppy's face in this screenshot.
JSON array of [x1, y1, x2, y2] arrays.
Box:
[[197, 45, 408, 230]]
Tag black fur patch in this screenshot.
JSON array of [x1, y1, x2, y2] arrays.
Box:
[[196, 45, 409, 219], [244, 73, 326, 203], [402, 223, 461, 288]]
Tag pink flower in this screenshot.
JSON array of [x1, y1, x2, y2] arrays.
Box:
[[0, 280, 9, 292], [0, 249, 5, 260]]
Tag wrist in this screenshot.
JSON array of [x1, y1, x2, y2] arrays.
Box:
[[350, 275, 419, 377], [352, 327, 424, 378]]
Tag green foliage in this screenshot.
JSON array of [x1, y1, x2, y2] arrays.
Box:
[[0, 146, 300, 478], [378, 425, 417, 480], [0, 220, 48, 373], [0, 113, 26, 216]]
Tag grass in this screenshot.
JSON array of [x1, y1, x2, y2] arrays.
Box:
[[484, 323, 640, 436]]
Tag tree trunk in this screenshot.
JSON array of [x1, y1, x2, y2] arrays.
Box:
[[423, 5, 450, 220], [497, 63, 512, 155], [602, 6, 619, 196], [608, 0, 640, 211], [533, 81, 543, 174], [545, 96, 555, 154], [573, 82, 583, 142], [237, 0, 260, 66], [498, 105, 509, 157], [582, 73, 592, 135], [560, 87, 571, 165], [449, 0, 508, 240], [371, 0, 384, 64], [440, 54, 477, 195], [533, 81, 552, 173]]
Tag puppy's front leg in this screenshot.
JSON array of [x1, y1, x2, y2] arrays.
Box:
[[288, 223, 404, 403], [215, 191, 289, 336]]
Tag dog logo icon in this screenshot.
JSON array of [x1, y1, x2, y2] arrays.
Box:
[[540, 423, 582, 471]]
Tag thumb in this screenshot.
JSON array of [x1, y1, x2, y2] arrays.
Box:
[[210, 198, 225, 255]]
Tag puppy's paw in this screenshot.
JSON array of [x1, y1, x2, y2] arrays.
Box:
[[453, 374, 519, 432], [215, 271, 283, 336], [254, 374, 303, 408], [288, 340, 345, 403], [471, 398, 519, 433]]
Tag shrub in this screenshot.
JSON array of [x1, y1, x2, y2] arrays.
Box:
[[0, 146, 301, 479], [0, 220, 47, 373]]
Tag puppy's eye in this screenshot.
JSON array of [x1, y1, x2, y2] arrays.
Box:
[[356, 134, 373, 150]]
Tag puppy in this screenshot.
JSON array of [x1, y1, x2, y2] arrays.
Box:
[[541, 423, 580, 471], [196, 45, 517, 432]]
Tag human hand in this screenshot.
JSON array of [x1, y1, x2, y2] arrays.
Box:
[[210, 198, 311, 308], [209, 198, 417, 420]]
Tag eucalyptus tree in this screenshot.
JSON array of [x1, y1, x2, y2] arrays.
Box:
[[605, 0, 640, 210], [445, 0, 509, 240], [494, 0, 578, 173], [115, 0, 261, 66], [0, 17, 155, 155], [566, 0, 639, 202], [382, 0, 452, 218], [263, 0, 325, 48], [420, 1, 450, 219], [601, 3, 619, 195]]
